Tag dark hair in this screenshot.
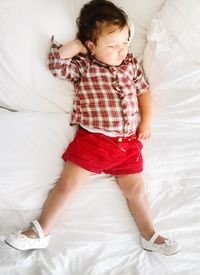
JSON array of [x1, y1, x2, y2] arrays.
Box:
[[76, 0, 129, 44]]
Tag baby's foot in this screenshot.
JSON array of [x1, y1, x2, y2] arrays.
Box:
[[22, 229, 37, 239], [153, 234, 168, 244], [141, 232, 181, 255], [5, 220, 50, 251]]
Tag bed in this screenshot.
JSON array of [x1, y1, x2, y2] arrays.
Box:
[[0, 0, 200, 274]]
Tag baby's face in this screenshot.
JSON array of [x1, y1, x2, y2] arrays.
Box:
[[90, 25, 130, 66]]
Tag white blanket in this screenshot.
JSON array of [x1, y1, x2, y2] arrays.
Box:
[[0, 0, 200, 274]]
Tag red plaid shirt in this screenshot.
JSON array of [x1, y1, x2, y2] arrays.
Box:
[[48, 36, 149, 135]]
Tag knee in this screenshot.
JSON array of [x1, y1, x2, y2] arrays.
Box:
[[55, 175, 80, 194], [53, 162, 89, 195], [120, 178, 145, 200]]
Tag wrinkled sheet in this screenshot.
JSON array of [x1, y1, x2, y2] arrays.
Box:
[[1, 0, 200, 274], [0, 57, 200, 274]]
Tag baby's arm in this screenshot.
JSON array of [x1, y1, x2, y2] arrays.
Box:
[[59, 40, 87, 59], [137, 89, 152, 140], [48, 36, 88, 81]]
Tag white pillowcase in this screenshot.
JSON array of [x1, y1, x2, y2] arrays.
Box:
[[0, 0, 166, 112], [142, 0, 200, 123], [112, 0, 166, 61], [0, 109, 76, 210], [0, 0, 76, 113], [160, 0, 200, 63], [143, 0, 200, 73]]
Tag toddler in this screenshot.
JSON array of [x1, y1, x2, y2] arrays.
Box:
[[5, 0, 181, 255]]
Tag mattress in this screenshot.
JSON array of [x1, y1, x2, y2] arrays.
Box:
[[0, 0, 200, 274]]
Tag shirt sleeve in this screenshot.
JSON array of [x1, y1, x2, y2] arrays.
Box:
[[132, 56, 149, 96], [47, 35, 88, 83]]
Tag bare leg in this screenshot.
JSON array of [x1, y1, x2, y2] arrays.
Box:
[[24, 161, 91, 238], [116, 174, 167, 244]]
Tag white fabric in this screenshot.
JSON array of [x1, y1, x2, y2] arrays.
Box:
[[143, 0, 200, 72], [111, 0, 166, 61], [80, 124, 133, 137], [0, 0, 76, 112], [0, 110, 77, 210], [0, 0, 165, 112], [1, 0, 200, 274], [158, 0, 200, 63]]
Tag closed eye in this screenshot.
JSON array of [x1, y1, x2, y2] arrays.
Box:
[[108, 41, 129, 48], [123, 42, 129, 46], [108, 45, 117, 48]]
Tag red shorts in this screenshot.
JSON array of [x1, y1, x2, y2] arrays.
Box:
[[62, 128, 143, 175]]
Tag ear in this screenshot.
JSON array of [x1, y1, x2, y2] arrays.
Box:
[[86, 40, 95, 54]]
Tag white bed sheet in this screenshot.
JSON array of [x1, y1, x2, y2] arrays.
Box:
[[0, 109, 199, 274], [0, 0, 200, 274]]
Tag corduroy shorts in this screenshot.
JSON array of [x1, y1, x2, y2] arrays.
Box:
[[62, 128, 143, 175]]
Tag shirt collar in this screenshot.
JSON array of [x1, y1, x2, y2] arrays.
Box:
[[89, 53, 132, 69]]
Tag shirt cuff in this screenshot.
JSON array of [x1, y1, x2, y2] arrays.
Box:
[[50, 35, 63, 60]]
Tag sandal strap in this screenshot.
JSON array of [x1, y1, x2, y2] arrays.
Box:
[[31, 220, 44, 239], [149, 232, 160, 244]]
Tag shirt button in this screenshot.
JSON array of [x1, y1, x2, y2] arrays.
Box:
[[118, 138, 123, 142]]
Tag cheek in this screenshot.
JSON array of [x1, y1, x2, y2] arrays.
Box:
[[99, 49, 114, 60], [105, 49, 118, 57]]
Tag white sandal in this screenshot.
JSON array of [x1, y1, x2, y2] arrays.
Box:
[[141, 232, 181, 255], [5, 220, 50, 251]]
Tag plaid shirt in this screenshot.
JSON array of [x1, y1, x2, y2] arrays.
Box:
[[48, 36, 149, 135]]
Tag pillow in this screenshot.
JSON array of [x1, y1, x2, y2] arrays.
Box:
[[143, 0, 200, 67], [0, 109, 77, 210], [142, 0, 200, 121], [141, 1, 200, 194], [0, 0, 76, 112], [0, 0, 166, 112], [113, 0, 166, 61]]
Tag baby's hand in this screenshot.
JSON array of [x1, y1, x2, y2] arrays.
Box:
[[136, 121, 151, 140]]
